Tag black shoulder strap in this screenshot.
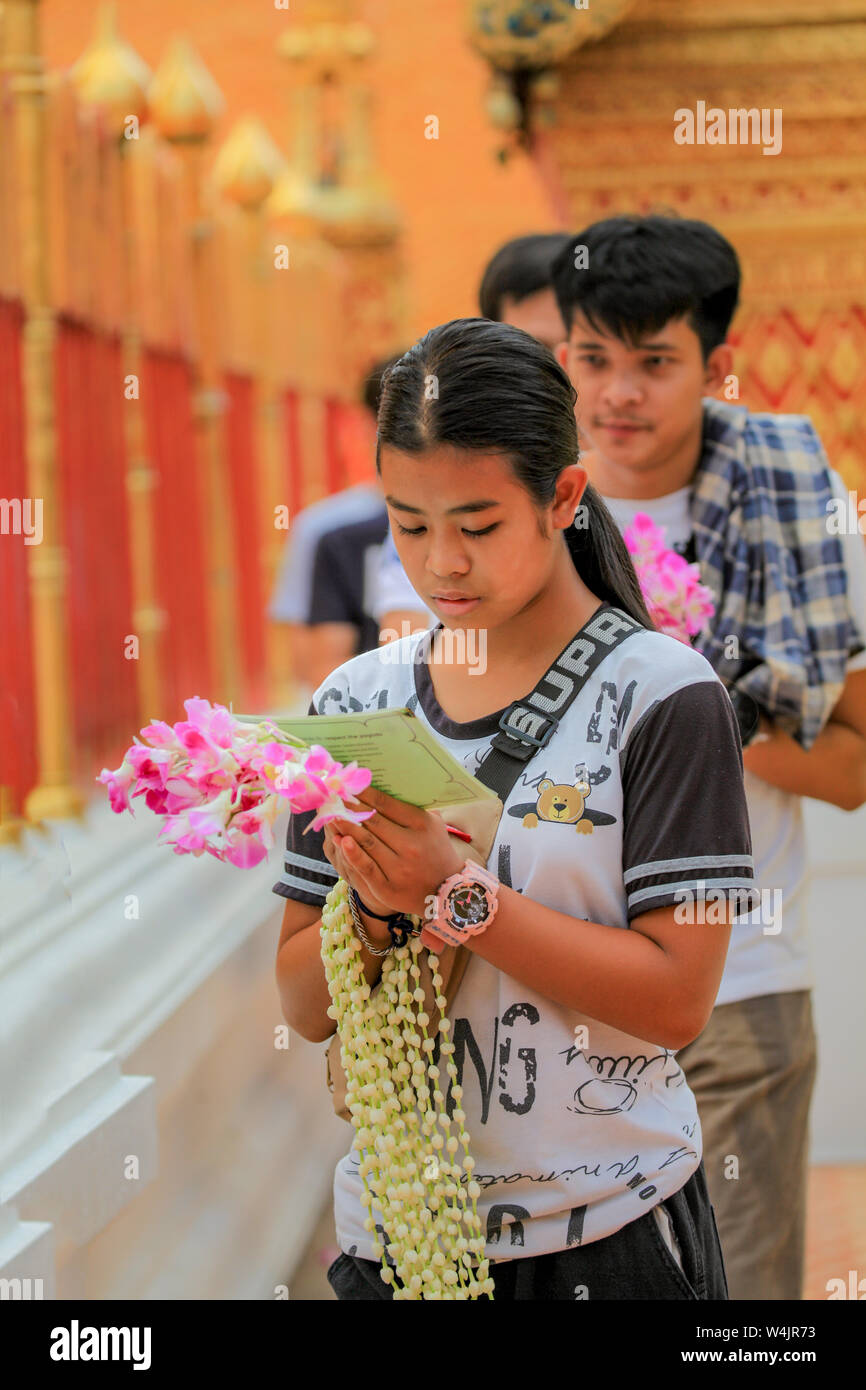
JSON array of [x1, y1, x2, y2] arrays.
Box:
[[473, 603, 643, 802]]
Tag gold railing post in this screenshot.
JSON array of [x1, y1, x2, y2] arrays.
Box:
[[150, 39, 240, 708], [4, 0, 84, 823], [213, 117, 293, 709]]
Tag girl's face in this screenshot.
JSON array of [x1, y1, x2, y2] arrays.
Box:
[[379, 443, 587, 628]]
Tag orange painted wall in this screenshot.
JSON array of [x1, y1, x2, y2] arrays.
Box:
[[41, 0, 556, 343]]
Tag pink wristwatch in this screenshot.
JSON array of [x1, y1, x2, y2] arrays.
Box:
[[420, 859, 500, 951]]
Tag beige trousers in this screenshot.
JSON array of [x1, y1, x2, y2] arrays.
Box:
[[675, 990, 818, 1301]]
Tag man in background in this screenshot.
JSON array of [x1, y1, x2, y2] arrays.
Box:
[[550, 212, 866, 1300], [269, 355, 400, 694], [374, 232, 572, 640], [478, 232, 571, 351]]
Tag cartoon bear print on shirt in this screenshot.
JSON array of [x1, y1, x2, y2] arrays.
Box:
[[507, 764, 617, 835]]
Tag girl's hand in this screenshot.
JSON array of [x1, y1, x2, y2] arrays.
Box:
[[321, 819, 395, 918], [323, 786, 466, 920]]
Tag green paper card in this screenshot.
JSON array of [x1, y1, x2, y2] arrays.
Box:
[[234, 707, 501, 811]]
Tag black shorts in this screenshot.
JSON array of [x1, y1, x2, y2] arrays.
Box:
[[326, 1160, 728, 1301]]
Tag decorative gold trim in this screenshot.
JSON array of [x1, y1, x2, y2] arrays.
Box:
[[627, 0, 866, 29]]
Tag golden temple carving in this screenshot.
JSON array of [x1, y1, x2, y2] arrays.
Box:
[[470, 0, 866, 494]]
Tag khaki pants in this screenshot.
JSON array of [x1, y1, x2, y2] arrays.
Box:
[[675, 990, 817, 1301]]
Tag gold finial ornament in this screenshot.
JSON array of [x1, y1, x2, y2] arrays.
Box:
[[344, 22, 375, 61], [148, 36, 225, 144], [277, 0, 375, 83], [274, 0, 394, 246], [214, 117, 286, 211], [278, 25, 374, 79], [467, 1, 636, 149], [266, 164, 322, 237], [465, 0, 637, 71], [312, 179, 400, 250], [70, 2, 151, 139]]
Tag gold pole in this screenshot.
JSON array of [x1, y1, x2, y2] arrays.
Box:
[[119, 147, 167, 727], [4, 0, 84, 823], [150, 39, 239, 707], [252, 201, 295, 709], [179, 139, 240, 707], [212, 116, 293, 709]]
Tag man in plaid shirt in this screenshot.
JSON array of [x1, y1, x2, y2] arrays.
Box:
[[547, 213, 866, 1300]]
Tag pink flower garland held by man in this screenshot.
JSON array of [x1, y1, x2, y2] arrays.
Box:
[[549, 213, 866, 1300]]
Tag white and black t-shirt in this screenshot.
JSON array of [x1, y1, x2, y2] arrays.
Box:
[[272, 612, 754, 1262]]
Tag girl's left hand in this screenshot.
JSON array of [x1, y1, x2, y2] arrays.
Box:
[[323, 786, 466, 919]]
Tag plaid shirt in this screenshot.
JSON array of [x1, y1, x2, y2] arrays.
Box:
[[689, 397, 864, 750]]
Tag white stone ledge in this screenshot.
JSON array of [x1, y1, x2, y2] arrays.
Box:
[[1, 1052, 156, 1264], [0, 1202, 55, 1297], [0, 787, 348, 1297]]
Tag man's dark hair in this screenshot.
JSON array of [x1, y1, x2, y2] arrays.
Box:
[[361, 353, 405, 415], [478, 232, 573, 321], [550, 214, 741, 361]]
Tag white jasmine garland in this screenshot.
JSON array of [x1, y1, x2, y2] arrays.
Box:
[[320, 877, 494, 1300]]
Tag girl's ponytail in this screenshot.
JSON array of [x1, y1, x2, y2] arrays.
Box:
[[566, 486, 654, 629]]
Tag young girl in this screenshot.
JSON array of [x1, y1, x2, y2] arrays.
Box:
[[273, 318, 754, 1301]]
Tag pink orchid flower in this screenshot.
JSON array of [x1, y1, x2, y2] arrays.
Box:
[[183, 697, 242, 749], [222, 807, 275, 868], [98, 701, 376, 869], [624, 513, 666, 562], [126, 744, 173, 791], [97, 757, 138, 814], [279, 757, 374, 833], [623, 513, 716, 644], [307, 794, 375, 834], [186, 789, 235, 839], [245, 741, 304, 795], [222, 830, 269, 870], [156, 814, 210, 855], [172, 723, 240, 778], [140, 720, 183, 751], [305, 746, 372, 797]]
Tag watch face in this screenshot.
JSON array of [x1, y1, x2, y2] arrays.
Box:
[[446, 883, 489, 929]]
